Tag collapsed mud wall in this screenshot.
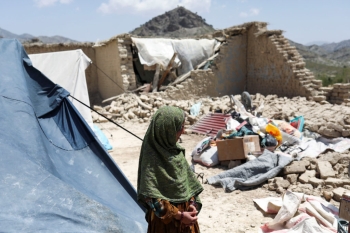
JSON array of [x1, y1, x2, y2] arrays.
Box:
[[94, 38, 124, 100], [246, 23, 320, 98], [161, 70, 217, 100], [23, 43, 100, 104], [117, 35, 137, 92], [213, 35, 247, 96], [22, 22, 350, 106]]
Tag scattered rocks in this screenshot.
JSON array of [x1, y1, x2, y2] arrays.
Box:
[[93, 92, 350, 139], [92, 92, 350, 204]]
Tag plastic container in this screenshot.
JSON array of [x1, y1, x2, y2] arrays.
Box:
[[290, 116, 305, 132], [265, 123, 282, 145], [338, 219, 348, 233]]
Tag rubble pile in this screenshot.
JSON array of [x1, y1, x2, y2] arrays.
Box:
[[265, 151, 350, 202], [92, 92, 350, 138]]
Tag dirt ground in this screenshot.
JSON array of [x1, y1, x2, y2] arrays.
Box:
[[97, 121, 281, 233]]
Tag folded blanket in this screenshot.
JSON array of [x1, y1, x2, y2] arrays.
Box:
[[207, 150, 293, 192]]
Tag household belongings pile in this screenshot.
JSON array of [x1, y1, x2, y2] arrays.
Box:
[[254, 190, 341, 233], [191, 94, 350, 190], [0, 39, 146, 232], [28, 50, 112, 150]]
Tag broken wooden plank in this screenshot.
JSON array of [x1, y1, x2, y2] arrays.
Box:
[[195, 53, 219, 70], [161, 52, 219, 90], [170, 71, 192, 86], [102, 95, 121, 104], [152, 64, 161, 92], [140, 83, 152, 94], [157, 53, 177, 90]]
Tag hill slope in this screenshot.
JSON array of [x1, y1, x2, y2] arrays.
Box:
[[0, 27, 79, 44], [130, 7, 215, 38], [289, 40, 350, 85]]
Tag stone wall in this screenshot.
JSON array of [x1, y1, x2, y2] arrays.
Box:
[[161, 69, 217, 100], [117, 35, 137, 91], [24, 43, 99, 103]]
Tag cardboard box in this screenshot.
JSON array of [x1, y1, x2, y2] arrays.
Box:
[[216, 135, 261, 161]]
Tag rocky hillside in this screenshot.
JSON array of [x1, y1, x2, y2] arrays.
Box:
[[130, 6, 215, 38], [290, 39, 350, 85], [290, 39, 350, 67], [0, 27, 79, 44]]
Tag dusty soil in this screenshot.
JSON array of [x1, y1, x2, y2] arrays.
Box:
[[97, 121, 280, 233]]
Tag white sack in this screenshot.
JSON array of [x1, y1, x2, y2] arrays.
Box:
[[191, 136, 212, 157], [193, 146, 219, 167]]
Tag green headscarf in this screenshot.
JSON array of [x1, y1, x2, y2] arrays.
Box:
[[137, 106, 203, 204]]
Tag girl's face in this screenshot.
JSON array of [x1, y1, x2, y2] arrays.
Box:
[[176, 122, 185, 142]]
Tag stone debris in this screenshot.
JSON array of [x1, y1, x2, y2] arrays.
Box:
[[92, 92, 350, 203], [265, 151, 350, 202], [92, 92, 350, 140]]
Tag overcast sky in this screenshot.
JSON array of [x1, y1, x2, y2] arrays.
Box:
[[1, 0, 349, 45]]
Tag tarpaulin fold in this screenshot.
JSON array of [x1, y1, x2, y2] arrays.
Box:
[[0, 39, 147, 232]]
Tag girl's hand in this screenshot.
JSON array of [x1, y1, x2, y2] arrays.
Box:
[[181, 211, 198, 225], [187, 204, 197, 213]]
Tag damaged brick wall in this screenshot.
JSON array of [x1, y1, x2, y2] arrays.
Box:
[[118, 35, 137, 92], [161, 70, 217, 99], [23, 37, 138, 103], [94, 37, 123, 100], [213, 34, 247, 96], [246, 23, 322, 99], [22, 22, 350, 106]]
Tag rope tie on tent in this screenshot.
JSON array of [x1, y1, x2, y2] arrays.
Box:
[[71, 94, 205, 181], [69, 94, 143, 141]]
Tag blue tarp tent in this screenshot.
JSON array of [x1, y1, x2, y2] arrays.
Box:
[[0, 39, 147, 232]]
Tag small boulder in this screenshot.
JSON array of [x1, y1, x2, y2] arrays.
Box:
[[323, 190, 333, 201], [333, 187, 347, 202], [325, 178, 345, 188], [274, 179, 291, 189], [299, 170, 316, 184], [316, 161, 335, 179], [286, 174, 298, 185], [309, 177, 325, 188], [284, 161, 307, 174]]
